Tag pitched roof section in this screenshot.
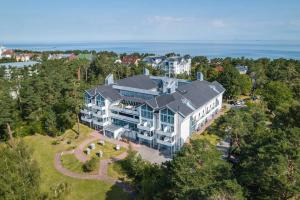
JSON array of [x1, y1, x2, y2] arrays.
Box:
[[146, 94, 175, 109], [167, 99, 194, 117], [116, 75, 158, 90], [86, 85, 121, 101], [176, 80, 224, 108]]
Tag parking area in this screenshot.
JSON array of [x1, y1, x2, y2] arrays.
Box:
[[134, 144, 172, 164]]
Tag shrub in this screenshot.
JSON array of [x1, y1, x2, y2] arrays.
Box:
[[82, 158, 98, 172], [51, 140, 60, 145]]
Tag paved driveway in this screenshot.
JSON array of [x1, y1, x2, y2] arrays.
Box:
[[134, 144, 172, 164]]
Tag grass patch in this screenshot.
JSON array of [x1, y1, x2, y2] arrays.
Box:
[[84, 141, 126, 160], [191, 132, 220, 145], [23, 123, 130, 200], [107, 161, 127, 180], [61, 154, 84, 174]]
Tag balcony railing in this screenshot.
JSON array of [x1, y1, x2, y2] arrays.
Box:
[[81, 116, 92, 123], [156, 138, 175, 146], [137, 132, 154, 140], [93, 112, 107, 118], [93, 119, 109, 126], [110, 113, 139, 123], [137, 121, 154, 131], [110, 105, 139, 115], [156, 129, 175, 137], [80, 109, 91, 115], [92, 104, 105, 110]]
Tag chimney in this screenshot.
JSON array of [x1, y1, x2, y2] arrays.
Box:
[[143, 68, 150, 75], [105, 73, 114, 85], [196, 71, 204, 81]]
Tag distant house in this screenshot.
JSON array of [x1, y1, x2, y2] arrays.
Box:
[[16, 54, 32, 62], [121, 55, 140, 65], [235, 65, 248, 74], [160, 56, 191, 76], [48, 53, 76, 60], [1, 49, 15, 58], [143, 56, 166, 68], [0, 61, 39, 80]]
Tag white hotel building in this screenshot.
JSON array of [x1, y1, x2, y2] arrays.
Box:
[[80, 72, 225, 154]]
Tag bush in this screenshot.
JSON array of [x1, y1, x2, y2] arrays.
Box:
[[82, 158, 98, 172], [51, 140, 60, 145]]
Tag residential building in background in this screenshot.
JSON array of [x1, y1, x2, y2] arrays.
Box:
[[0, 61, 39, 80], [235, 65, 248, 74], [80, 72, 225, 154], [143, 55, 192, 76], [121, 55, 140, 65], [142, 56, 166, 68]]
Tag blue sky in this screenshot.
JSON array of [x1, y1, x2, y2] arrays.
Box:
[[1, 0, 300, 43]]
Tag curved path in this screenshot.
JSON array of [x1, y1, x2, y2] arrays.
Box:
[[54, 131, 133, 192]]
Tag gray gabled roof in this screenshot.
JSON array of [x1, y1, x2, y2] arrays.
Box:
[[166, 99, 194, 117], [86, 85, 121, 101], [116, 75, 158, 90], [176, 80, 224, 108], [145, 94, 175, 109]]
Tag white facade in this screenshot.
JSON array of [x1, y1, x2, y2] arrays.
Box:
[[160, 56, 191, 76], [80, 75, 224, 154]]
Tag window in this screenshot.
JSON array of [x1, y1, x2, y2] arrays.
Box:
[[160, 108, 174, 124], [84, 93, 92, 104], [120, 90, 154, 100], [96, 95, 105, 106], [141, 104, 153, 119]]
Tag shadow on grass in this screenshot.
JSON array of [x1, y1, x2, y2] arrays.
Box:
[[105, 183, 134, 200]]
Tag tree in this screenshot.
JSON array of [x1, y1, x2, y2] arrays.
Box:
[[0, 81, 18, 143], [260, 81, 293, 111], [235, 128, 300, 200], [239, 74, 252, 95], [217, 65, 242, 99], [165, 140, 245, 200], [0, 141, 41, 199]]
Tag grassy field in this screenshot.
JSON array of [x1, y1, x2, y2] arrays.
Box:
[[107, 161, 127, 180], [84, 140, 126, 160], [61, 154, 85, 174], [23, 123, 131, 200]]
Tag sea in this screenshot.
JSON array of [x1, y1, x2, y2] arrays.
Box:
[[5, 40, 300, 60]]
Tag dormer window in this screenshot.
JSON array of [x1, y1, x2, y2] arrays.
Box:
[[160, 108, 174, 124], [84, 93, 92, 104], [141, 104, 153, 119], [96, 95, 105, 107]]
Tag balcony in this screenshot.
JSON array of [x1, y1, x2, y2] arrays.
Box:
[[81, 116, 92, 123], [93, 112, 107, 118], [110, 113, 139, 123], [80, 109, 91, 115], [92, 104, 105, 111], [137, 132, 154, 140], [93, 119, 109, 126], [156, 126, 175, 137], [156, 137, 175, 147], [137, 121, 154, 131], [110, 104, 139, 115]]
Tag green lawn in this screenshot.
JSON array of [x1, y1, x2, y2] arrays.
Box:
[[23, 123, 131, 200], [107, 161, 127, 180], [61, 154, 85, 174], [84, 140, 127, 160]]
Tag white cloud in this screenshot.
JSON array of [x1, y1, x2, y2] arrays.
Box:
[[147, 16, 184, 24], [210, 19, 227, 28]]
